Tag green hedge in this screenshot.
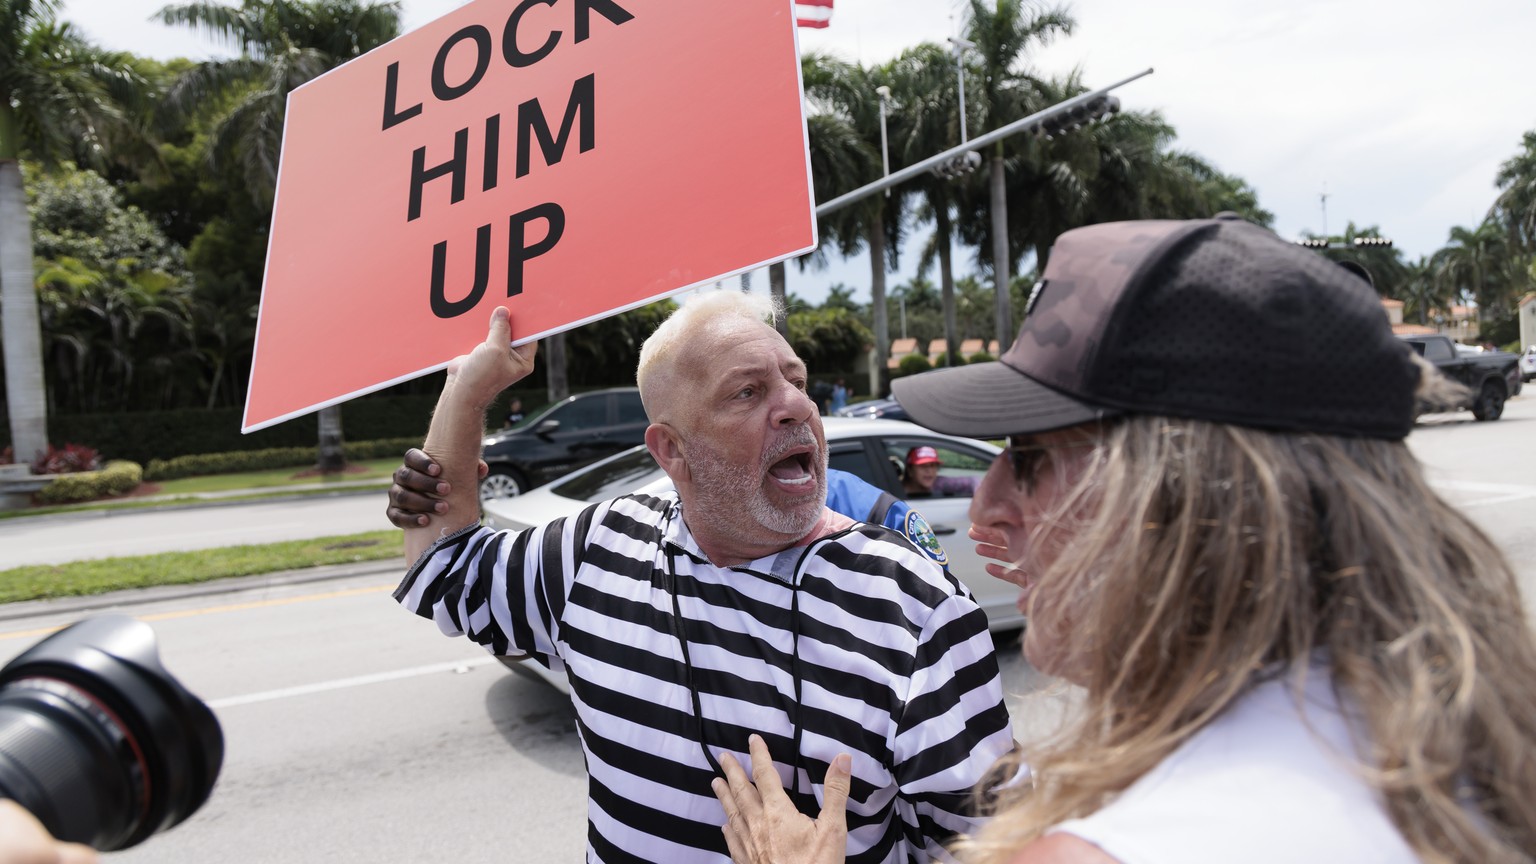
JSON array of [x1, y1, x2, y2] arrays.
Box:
[[1, 389, 557, 465], [36, 460, 144, 505], [145, 437, 422, 481], [34, 396, 441, 464], [894, 354, 933, 377]]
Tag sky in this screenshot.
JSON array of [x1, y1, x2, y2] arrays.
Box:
[[56, 0, 1536, 307]]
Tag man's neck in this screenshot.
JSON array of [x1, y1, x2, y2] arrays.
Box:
[[688, 508, 855, 568]]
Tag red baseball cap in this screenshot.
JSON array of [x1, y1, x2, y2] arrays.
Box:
[[906, 446, 941, 466]]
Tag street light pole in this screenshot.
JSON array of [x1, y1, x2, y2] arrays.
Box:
[[872, 84, 894, 385], [940, 36, 976, 368], [948, 37, 974, 145], [816, 69, 1151, 216], [876, 85, 892, 196]]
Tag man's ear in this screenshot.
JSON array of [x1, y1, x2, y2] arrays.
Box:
[[646, 424, 689, 484]]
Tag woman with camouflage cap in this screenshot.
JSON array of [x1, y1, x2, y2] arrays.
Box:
[[714, 215, 1536, 864]]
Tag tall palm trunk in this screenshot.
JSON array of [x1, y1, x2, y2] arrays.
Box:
[[546, 331, 569, 402], [769, 262, 788, 337], [989, 148, 1012, 352], [316, 405, 345, 472], [868, 206, 889, 387], [936, 205, 960, 365], [0, 157, 48, 465]]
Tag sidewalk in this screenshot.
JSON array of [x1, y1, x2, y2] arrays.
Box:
[[0, 558, 401, 623], [2, 486, 394, 569], [122, 476, 392, 505]]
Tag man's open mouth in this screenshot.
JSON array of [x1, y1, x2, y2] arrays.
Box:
[[767, 450, 815, 486]]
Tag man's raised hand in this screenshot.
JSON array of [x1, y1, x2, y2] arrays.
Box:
[[446, 307, 538, 413]]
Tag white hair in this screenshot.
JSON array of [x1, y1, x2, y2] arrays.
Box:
[[636, 290, 783, 422]]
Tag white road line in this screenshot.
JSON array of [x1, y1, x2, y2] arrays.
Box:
[[208, 655, 500, 709], [1432, 480, 1536, 508]]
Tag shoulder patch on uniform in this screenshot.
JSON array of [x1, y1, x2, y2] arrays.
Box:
[[904, 509, 948, 565]]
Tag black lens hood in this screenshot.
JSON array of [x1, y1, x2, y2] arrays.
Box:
[[0, 615, 223, 849]]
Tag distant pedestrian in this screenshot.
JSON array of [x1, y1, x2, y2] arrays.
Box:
[[502, 397, 524, 428], [829, 378, 849, 414], [809, 379, 833, 415]]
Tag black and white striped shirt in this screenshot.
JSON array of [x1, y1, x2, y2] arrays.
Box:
[[396, 492, 1013, 863]]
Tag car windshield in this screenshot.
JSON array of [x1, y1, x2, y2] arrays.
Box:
[[553, 447, 664, 503]]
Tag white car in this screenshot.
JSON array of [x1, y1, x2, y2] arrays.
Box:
[[1521, 346, 1536, 383], [481, 418, 1021, 690]]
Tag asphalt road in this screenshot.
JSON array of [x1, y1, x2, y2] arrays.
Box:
[[0, 570, 1051, 863], [0, 393, 1528, 861], [2, 492, 393, 569]]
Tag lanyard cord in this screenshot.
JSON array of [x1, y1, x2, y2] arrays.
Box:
[[663, 527, 813, 814]]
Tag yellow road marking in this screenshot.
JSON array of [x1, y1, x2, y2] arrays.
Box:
[[0, 584, 396, 643]]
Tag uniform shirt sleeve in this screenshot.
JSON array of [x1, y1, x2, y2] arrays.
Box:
[[393, 512, 589, 661], [892, 593, 1015, 858]]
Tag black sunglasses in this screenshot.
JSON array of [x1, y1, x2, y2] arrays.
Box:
[[1004, 434, 1099, 488]]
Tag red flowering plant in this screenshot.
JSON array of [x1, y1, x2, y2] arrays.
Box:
[[32, 444, 101, 475]]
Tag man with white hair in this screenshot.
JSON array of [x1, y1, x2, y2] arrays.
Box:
[[392, 291, 1012, 863]]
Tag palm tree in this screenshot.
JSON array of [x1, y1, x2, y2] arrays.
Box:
[[159, 0, 401, 471], [1492, 129, 1536, 255], [800, 53, 916, 377], [1, 0, 152, 465], [1431, 221, 1508, 334], [1399, 256, 1447, 326], [961, 0, 1073, 351], [886, 41, 972, 366], [964, 72, 1272, 288]]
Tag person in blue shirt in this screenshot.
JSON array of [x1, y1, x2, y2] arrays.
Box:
[[828, 379, 849, 414], [824, 468, 948, 566]]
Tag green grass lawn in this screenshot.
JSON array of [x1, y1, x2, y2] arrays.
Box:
[[0, 459, 414, 602], [0, 457, 401, 521], [152, 457, 401, 495], [0, 530, 403, 603]]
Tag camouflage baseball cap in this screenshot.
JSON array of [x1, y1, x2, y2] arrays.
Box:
[[892, 214, 1420, 440]]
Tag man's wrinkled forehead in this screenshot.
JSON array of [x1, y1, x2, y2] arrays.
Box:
[[677, 317, 792, 386]]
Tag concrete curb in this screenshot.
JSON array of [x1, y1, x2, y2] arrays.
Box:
[[4, 484, 390, 526], [0, 559, 402, 623]]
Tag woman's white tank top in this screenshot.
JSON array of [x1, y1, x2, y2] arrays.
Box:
[[1051, 668, 1418, 864]]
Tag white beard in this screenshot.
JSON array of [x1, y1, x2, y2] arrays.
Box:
[[686, 425, 826, 539]]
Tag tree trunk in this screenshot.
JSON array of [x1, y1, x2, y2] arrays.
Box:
[[937, 207, 959, 365], [546, 331, 570, 402], [0, 158, 48, 466], [316, 405, 346, 473], [769, 262, 788, 337], [990, 149, 1011, 353], [869, 206, 889, 372]]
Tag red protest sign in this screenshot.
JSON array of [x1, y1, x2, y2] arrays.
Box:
[[243, 0, 816, 432]]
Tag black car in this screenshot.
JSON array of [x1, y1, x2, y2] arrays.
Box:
[[479, 388, 649, 500]]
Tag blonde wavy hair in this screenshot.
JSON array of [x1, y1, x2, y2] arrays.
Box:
[[959, 365, 1536, 863]]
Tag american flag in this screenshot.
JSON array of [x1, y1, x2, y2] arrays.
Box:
[[795, 0, 834, 28]]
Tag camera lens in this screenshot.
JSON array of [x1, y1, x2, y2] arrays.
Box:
[[0, 615, 223, 850]]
